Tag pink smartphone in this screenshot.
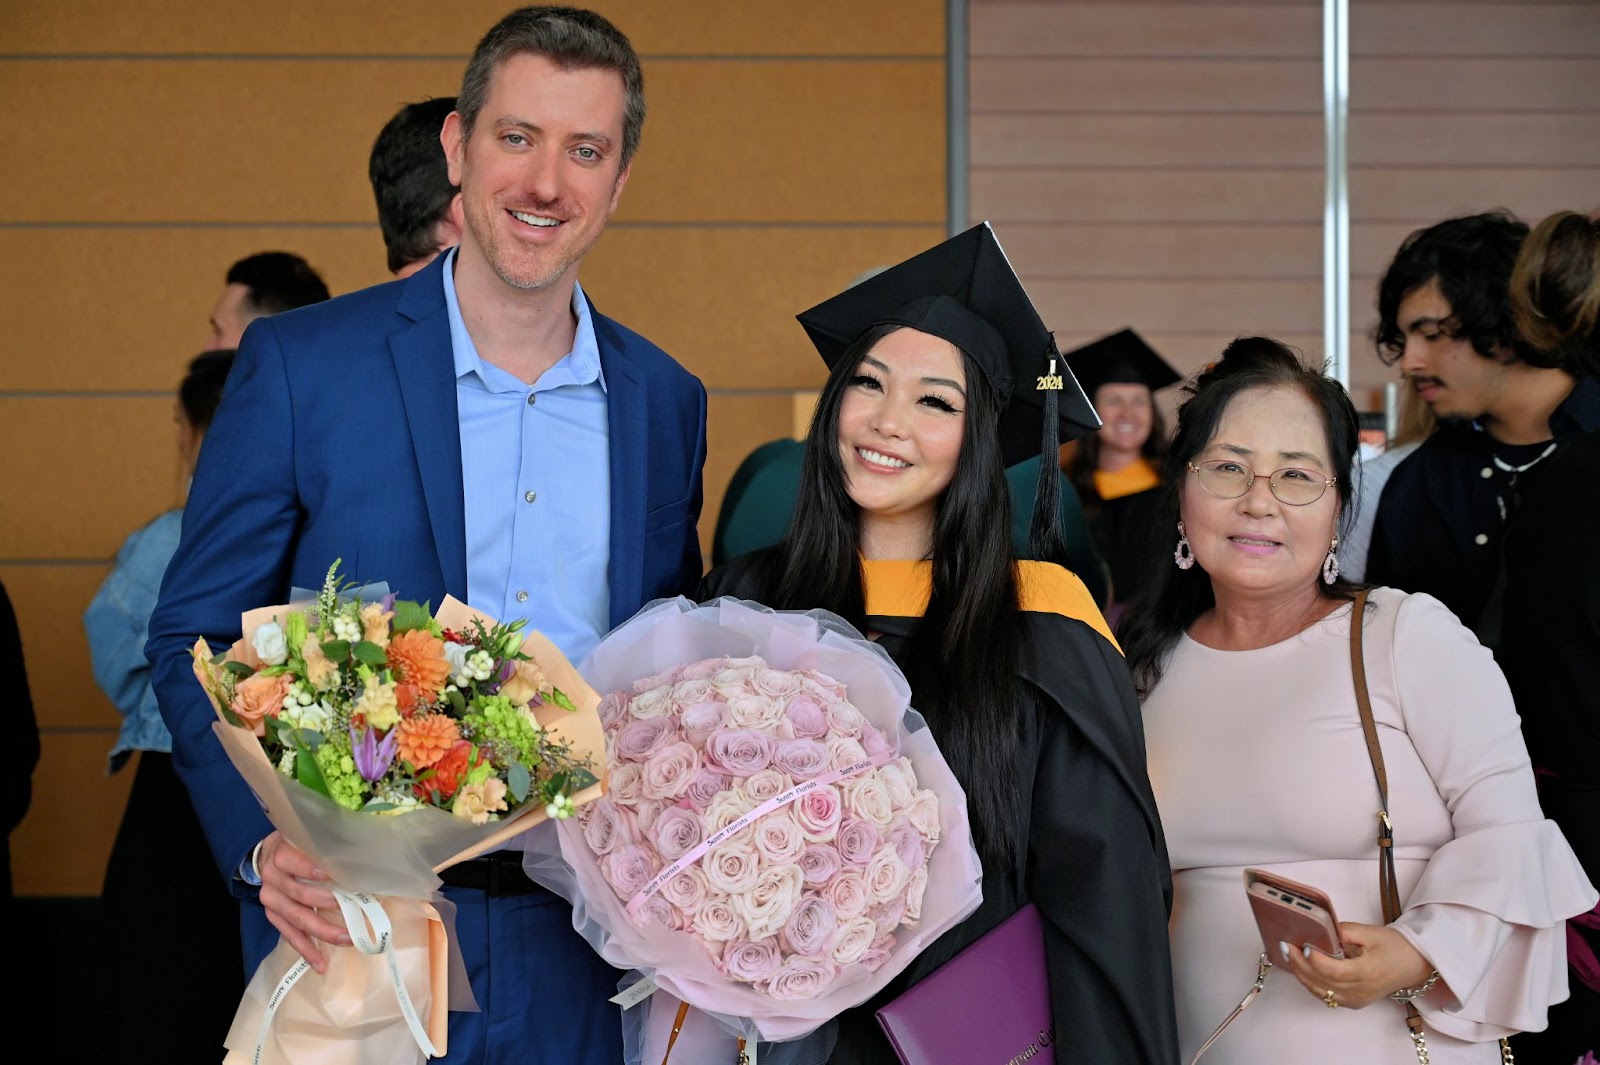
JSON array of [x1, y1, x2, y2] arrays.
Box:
[[1243, 868, 1344, 962]]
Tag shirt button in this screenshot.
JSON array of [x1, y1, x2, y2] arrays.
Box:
[[516, 590, 529, 603], [524, 490, 537, 503], [526, 393, 537, 406], [1480, 467, 1493, 478], [1474, 533, 1489, 546]]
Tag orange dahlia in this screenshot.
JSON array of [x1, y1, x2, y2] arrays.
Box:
[[386, 628, 451, 698], [396, 713, 461, 769], [415, 740, 473, 801]]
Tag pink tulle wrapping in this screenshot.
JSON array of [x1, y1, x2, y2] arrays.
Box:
[[522, 596, 984, 1057]]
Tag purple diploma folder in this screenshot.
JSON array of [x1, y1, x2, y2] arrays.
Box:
[[875, 902, 1054, 1065]]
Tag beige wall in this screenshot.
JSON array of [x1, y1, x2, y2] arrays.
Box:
[[1, 0, 947, 896], [969, 0, 1599, 411]]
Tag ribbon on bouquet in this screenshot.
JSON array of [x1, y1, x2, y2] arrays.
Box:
[[250, 890, 440, 1065], [625, 750, 896, 921]]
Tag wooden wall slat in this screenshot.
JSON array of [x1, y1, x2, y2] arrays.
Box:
[[999, 222, 1321, 279], [1030, 278, 1322, 334], [0, 398, 182, 559], [1351, 59, 1600, 111], [971, 58, 1320, 113], [1349, 167, 1600, 220], [3, 59, 944, 224], [1351, 4, 1600, 58], [973, 114, 1322, 168], [1348, 114, 1600, 166], [970, 5, 1321, 57], [2, 565, 120, 730], [9, 734, 134, 896], [971, 168, 1323, 222], [0, 0, 944, 57]]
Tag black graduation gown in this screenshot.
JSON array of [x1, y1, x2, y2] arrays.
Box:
[[1087, 486, 1164, 608], [697, 552, 1180, 1065]]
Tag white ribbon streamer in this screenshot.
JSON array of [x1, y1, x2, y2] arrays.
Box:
[[251, 889, 440, 1063]]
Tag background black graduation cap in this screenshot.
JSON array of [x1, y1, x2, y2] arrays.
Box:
[[1062, 328, 1181, 401], [795, 221, 1099, 563]]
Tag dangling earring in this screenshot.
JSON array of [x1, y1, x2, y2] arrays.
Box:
[[1322, 536, 1340, 585], [1174, 522, 1195, 570]]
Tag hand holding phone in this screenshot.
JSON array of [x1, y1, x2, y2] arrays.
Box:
[[1243, 868, 1344, 963]]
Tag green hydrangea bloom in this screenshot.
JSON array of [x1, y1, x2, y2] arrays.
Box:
[[463, 694, 539, 764], [315, 738, 368, 811]]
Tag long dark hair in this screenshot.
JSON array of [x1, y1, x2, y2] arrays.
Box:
[[1065, 386, 1169, 507], [1117, 337, 1364, 698], [759, 324, 1028, 869]]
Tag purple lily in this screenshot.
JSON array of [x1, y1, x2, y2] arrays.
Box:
[[351, 725, 399, 782]]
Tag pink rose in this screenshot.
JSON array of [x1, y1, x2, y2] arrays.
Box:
[[597, 691, 628, 729], [631, 895, 681, 931], [798, 844, 842, 886], [825, 869, 869, 918], [783, 694, 829, 739], [743, 768, 791, 804], [641, 741, 701, 802], [825, 735, 869, 771], [830, 915, 878, 965], [866, 848, 910, 906], [679, 700, 726, 746], [721, 939, 783, 983], [615, 716, 676, 761], [627, 685, 674, 719], [726, 693, 785, 731], [773, 739, 830, 780], [753, 811, 806, 865], [859, 723, 896, 760], [652, 806, 704, 862], [683, 768, 731, 811], [704, 729, 775, 777], [601, 844, 658, 900], [860, 932, 896, 972], [825, 698, 866, 737], [633, 666, 683, 693], [670, 677, 716, 711], [885, 817, 927, 872], [782, 894, 839, 958], [752, 668, 803, 699], [678, 656, 726, 682], [731, 865, 805, 942], [908, 790, 942, 843], [904, 867, 928, 923], [836, 818, 881, 865], [871, 897, 906, 937], [634, 799, 667, 836], [661, 866, 711, 915], [608, 762, 645, 805], [691, 897, 746, 942], [841, 777, 893, 828], [703, 841, 762, 896], [794, 784, 842, 843], [581, 797, 627, 856], [758, 956, 840, 1001]]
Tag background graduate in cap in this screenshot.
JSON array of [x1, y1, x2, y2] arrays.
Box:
[[1061, 328, 1182, 619], [697, 223, 1178, 1065]]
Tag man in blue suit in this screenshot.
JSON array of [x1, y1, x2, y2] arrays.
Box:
[[145, 8, 706, 1063]]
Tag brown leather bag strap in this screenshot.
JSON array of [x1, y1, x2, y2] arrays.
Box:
[[1348, 589, 1403, 925]]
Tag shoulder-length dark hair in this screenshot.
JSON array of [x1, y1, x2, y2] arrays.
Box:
[[1117, 337, 1364, 698], [1064, 385, 1169, 507], [757, 323, 1027, 869]]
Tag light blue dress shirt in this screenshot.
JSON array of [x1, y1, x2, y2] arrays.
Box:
[[443, 250, 611, 664]]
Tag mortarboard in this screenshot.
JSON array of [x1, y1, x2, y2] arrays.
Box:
[[1062, 328, 1180, 401], [795, 222, 1099, 563]]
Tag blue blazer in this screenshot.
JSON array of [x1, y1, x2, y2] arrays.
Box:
[[147, 254, 707, 935]]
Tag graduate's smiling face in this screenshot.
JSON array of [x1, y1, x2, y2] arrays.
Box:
[[837, 327, 968, 543], [1094, 382, 1155, 455], [443, 52, 631, 294]]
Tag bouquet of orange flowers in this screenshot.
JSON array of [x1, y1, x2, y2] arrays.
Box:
[[191, 561, 605, 1065]]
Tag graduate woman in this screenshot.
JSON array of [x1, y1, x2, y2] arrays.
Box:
[[698, 224, 1180, 1065]]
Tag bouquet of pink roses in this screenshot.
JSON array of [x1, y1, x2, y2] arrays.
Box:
[[521, 596, 983, 1063]]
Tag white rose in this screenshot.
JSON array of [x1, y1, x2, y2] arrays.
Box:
[[692, 897, 746, 942], [830, 916, 878, 965], [703, 841, 763, 896], [904, 867, 928, 923], [876, 762, 918, 813], [729, 865, 804, 942], [628, 686, 674, 720], [865, 847, 910, 906], [841, 777, 894, 829], [725, 694, 785, 731], [251, 621, 288, 666], [908, 790, 942, 843], [442, 641, 471, 685], [825, 736, 869, 771]]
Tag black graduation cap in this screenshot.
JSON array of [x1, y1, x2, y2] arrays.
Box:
[[1062, 328, 1180, 400], [795, 222, 1099, 563]]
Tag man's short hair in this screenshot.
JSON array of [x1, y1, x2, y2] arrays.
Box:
[[1374, 210, 1539, 368], [179, 350, 236, 433], [369, 97, 460, 274], [225, 252, 331, 316], [457, 6, 645, 168]]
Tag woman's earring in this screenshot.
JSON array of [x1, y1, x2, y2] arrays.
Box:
[[1174, 522, 1195, 570], [1322, 537, 1340, 585]]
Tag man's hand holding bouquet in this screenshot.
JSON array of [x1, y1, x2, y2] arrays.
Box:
[[190, 562, 605, 1064]]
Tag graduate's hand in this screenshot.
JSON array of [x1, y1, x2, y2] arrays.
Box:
[[1280, 921, 1436, 1010], [258, 831, 350, 973]]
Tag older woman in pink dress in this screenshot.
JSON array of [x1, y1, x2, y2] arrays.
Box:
[[1120, 337, 1596, 1065]]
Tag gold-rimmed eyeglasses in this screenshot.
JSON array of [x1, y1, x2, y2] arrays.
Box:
[[1186, 459, 1337, 507]]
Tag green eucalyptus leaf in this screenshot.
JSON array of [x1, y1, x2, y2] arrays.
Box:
[[508, 761, 531, 803]]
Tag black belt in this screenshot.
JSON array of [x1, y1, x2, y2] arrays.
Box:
[[438, 851, 543, 897]]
